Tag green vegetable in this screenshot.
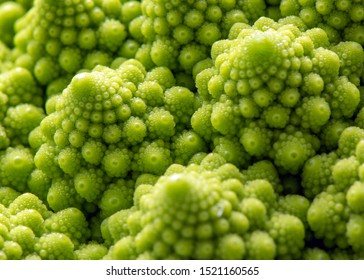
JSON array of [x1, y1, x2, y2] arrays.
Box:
[[0, 0, 364, 260]]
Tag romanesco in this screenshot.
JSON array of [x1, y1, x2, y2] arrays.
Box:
[[0, 0, 364, 261]]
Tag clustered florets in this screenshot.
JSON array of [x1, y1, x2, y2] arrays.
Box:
[[0, 0, 364, 260]]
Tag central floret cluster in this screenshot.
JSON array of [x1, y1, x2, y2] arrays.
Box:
[[1, 0, 364, 261], [193, 17, 362, 174]]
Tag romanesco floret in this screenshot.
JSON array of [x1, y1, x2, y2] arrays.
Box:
[[331, 41, 364, 86], [346, 181, 364, 214], [307, 187, 350, 249], [98, 179, 134, 219], [1, 0, 364, 261], [320, 119, 352, 151], [212, 135, 251, 168], [10, 0, 142, 86], [191, 16, 361, 174], [34, 232, 74, 260], [3, 104, 45, 146], [277, 194, 310, 228], [301, 152, 338, 199], [74, 242, 108, 260], [46, 175, 86, 212], [27, 169, 51, 203], [302, 247, 331, 260], [0, 146, 35, 192], [1, 240, 23, 260], [337, 126, 364, 157], [0, 67, 43, 107], [127, 0, 271, 76], [0, 187, 20, 208], [241, 160, 283, 193], [8, 225, 35, 257], [300, 128, 364, 255], [44, 207, 90, 247], [280, 0, 364, 46], [0, 2, 25, 47], [31, 59, 208, 212], [101, 160, 310, 260], [244, 230, 276, 260], [0, 189, 103, 260], [266, 212, 305, 259], [172, 130, 207, 165]]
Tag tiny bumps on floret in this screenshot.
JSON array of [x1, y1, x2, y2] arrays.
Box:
[[146, 107, 175, 139], [0, 146, 35, 192], [0, 67, 43, 107], [112, 168, 248, 259], [148, 37, 180, 70], [307, 188, 350, 249], [244, 230, 276, 260], [332, 156, 359, 192], [191, 16, 361, 175], [199, 152, 227, 171], [74, 243, 108, 260], [279, 0, 364, 46], [8, 225, 36, 257], [346, 214, 364, 253], [301, 152, 338, 199], [346, 181, 364, 214], [240, 197, 267, 231], [212, 136, 251, 169], [270, 130, 316, 174], [74, 168, 107, 203], [98, 19, 127, 52], [44, 207, 90, 247], [242, 179, 277, 212], [98, 179, 134, 219], [101, 160, 314, 260], [0, 240, 23, 260], [7, 192, 50, 219], [3, 104, 45, 146], [331, 41, 364, 86], [323, 76, 360, 120], [34, 232, 74, 260], [337, 126, 364, 157], [132, 140, 172, 175], [302, 247, 331, 260], [130, 0, 269, 73], [46, 175, 86, 212], [33, 59, 201, 210], [100, 208, 135, 246], [320, 119, 351, 151], [172, 130, 207, 165], [295, 96, 331, 133], [210, 98, 242, 136], [34, 144, 62, 178], [163, 86, 195, 126], [241, 160, 282, 194], [266, 212, 305, 259], [240, 121, 273, 158], [276, 194, 310, 228], [11, 0, 139, 86], [135, 80, 164, 107], [0, 187, 20, 208], [27, 169, 51, 202], [10, 209, 45, 237], [191, 103, 215, 141]]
